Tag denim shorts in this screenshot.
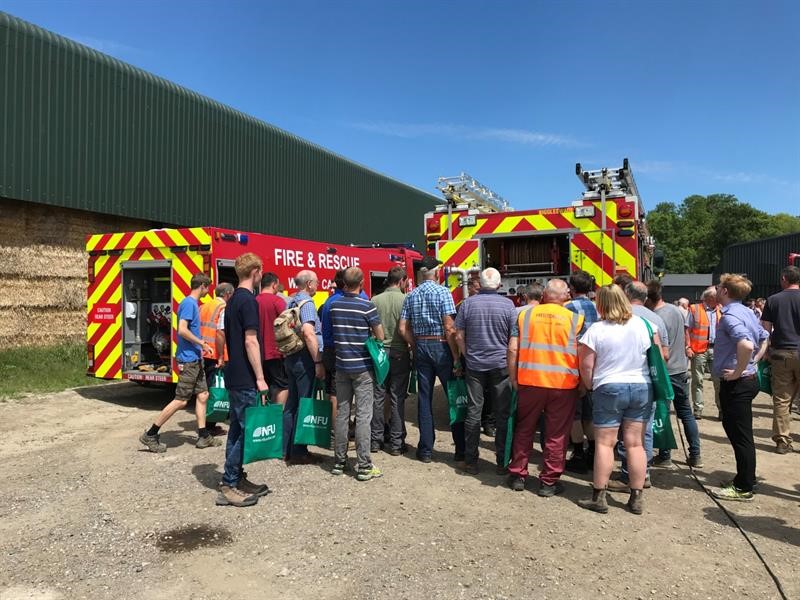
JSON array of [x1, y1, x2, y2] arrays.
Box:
[[592, 382, 653, 428]]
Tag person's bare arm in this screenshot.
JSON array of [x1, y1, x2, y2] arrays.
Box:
[[443, 315, 459, 364], [455, 329, 467, 359], [722, 339, 755, 381], [244, 329, 267, 399], [684, 326, 694, 359], [398, 318, 414, 349], [371, 323, 385, 341], [179, 319, 211, 354], [652, 331, 668, 361], [753, 337, 769, 364], [215, 329, 226, 366], [507, 336, 519, 389], [578, 343, 595, 390], [302, 322, 320, 361]]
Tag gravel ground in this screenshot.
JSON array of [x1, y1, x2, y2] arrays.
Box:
[[0, 380, 798, 600]]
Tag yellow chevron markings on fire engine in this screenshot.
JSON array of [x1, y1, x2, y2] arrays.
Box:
[[462, 248, 479, 269], [165, 229, 189, 247], [560, 210, 636, 276], [529, 214, 563, 231], [492, 216, 523, 234], [191, 227, 212, 244], [456, 218, 487, 240], [437, 241, 464, 265]]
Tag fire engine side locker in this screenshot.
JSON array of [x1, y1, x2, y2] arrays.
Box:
[[120, 260, 173, 381]]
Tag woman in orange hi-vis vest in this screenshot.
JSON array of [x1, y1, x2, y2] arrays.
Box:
[[507, 279, 584, 498], [577, 284, 658, 516]]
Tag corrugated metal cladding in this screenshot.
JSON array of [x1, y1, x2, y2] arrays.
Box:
[[0, 12, 437, 247], [714, 233, 800, 299]]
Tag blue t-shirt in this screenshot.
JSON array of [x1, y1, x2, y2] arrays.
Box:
[[176, 296, 201, 363], [330, 292, 381, 373]]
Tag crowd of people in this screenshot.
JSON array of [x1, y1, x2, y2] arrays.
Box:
[[137, 253, 800, 512]]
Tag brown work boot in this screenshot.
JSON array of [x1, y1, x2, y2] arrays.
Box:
[[196, 434, 222, 449], [238, 472, 270, 497], [139, 431, 167, 453], [776, 440, 793, 455], [215, 485, 258, 507], [627, 489, 644, 515], [578, 487, 609, 514]]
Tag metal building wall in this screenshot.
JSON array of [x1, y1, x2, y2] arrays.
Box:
[[0, 12, 436, 247], [714, 233, 800, 299]]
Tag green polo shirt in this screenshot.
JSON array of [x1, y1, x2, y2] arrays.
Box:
[[371, 287, 408, 351]]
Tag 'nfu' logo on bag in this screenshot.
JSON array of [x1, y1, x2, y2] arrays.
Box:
[[253, 424, 276, 440], [212, 400, 229, 410], [456, 395, 468, 407], [303, 414, 329, 427]]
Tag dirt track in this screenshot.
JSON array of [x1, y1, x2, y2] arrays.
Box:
[[0, 381, 798, 600]]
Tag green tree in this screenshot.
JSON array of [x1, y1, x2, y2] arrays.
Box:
[[645, 194, 800, 274]]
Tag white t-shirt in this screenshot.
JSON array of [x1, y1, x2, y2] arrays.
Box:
[[579, 317, 652, 388]]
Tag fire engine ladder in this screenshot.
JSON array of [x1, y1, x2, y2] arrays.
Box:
[[436, 173, 510, 214], [436, 173, 510, 242], [575, 158, 640, 232]]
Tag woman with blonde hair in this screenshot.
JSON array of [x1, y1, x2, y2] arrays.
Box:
[[576, 284, 658, 515]]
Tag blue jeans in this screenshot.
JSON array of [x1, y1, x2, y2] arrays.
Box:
[[415, 340, 465, 459], [659, 372, 701, 460], [223, 388, 258, 487], [592, 383, 653, 482], [284, 349, 314, 459]]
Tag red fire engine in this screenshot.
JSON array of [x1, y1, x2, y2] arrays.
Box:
[[85, 227, 421, 383], [424, 159, 654, 303]]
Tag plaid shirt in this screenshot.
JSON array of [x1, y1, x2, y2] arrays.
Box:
[[565, 295, 598, 337], [400, 280, 456, 338]]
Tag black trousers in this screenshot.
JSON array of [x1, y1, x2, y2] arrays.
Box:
[[719, 376, 759, 492]]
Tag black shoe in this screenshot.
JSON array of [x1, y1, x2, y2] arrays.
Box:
[[565, 454, 588, 474], [454, 452, 465, 462], [482, 424, 496, 437], [387, 447, 403, 457], [370, 443, 383, 453], [537, 481, 565, 497], [417, 454, 432, 464], [508, 475, 525, 491], [495, 464, 509, 476]]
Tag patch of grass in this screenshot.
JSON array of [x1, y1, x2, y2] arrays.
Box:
[[0, 341, 108, 399]]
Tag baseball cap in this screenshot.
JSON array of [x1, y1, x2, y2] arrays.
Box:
[[419, 256, 442, 272]]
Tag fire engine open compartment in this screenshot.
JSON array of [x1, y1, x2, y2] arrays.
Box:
[[121, 262, 172, 378], [482, 234, 571, 277]]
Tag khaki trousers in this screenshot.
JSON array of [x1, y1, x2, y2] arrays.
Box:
[[770, 349, 800, 446], [690, 348, 720, 414]]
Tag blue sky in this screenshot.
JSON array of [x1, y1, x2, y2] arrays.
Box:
[[3, 0, 798, 215]]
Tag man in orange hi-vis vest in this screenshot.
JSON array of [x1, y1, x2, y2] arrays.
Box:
[[200, 282, 234, 433], [507, 279, 584, 497], [686, 286, 722, 418]]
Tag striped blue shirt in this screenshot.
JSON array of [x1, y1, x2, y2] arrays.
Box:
[[400, 280, 456, 338], [330, 293, 381, 373], [565, 296, 599, 337], [454, 290, 517, 371]]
